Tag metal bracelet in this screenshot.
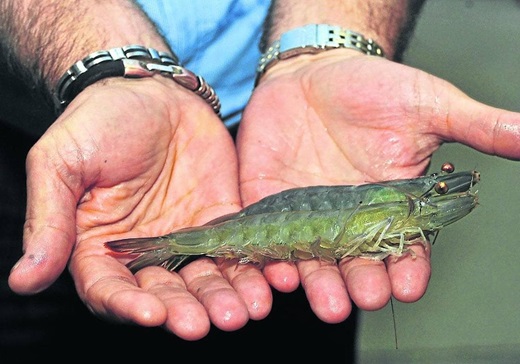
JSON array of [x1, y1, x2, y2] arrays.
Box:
[[53, 45, 221, 116]]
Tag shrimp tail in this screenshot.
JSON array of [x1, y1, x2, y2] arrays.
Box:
[[105, 235, 199, 273], [105, 236, 171, 253]]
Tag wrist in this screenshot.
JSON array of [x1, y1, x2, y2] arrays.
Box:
[[261, 1, 413, 61], [256, 24, 385, 85], [257, 48, 366, 85], [1, 1, 176, 111], [52, 45, 221, 117]]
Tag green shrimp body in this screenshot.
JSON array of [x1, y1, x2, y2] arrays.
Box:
[[106, 165, 479, 272]]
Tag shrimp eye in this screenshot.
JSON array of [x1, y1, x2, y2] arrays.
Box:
[[434, 181, 449, 194], [441, 162, 455, 174]]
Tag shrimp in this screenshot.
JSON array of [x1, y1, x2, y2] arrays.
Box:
[[105, 163, 480, 273]]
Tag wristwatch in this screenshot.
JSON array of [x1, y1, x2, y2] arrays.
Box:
[[53, 45, 221, 116], [257, 24, 385, 77]]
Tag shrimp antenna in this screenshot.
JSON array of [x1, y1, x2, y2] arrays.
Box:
[[390, 297, 399, 349], [431, 230, 441, 245]]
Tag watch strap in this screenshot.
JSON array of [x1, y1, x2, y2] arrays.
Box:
[[257, 24, 385, 77]]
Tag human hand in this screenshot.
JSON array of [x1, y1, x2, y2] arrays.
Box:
[[236, 50, 520, 323], [7, 76, 272, 340]]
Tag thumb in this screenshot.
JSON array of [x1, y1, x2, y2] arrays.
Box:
[[8, 149, 78, 294], [433, 86, 520, 160]]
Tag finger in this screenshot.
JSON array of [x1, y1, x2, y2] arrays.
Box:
[[297, 259, 352, 323], [179, 258, 250, 332], [385, 243, 431, 302], [71, 251, 168, 327], [430, 81, 520, 159], [261, 260, 301, 293], [218, 259, 273, 321], [8, 145, 78, 294], [135, 266, 211, 341], [339, 257, 392, 311]]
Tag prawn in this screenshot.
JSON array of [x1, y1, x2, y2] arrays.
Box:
[[105, 163, 480, 273]]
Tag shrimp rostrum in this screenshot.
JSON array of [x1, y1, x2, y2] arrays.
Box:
[[105, 163, 480, 273]]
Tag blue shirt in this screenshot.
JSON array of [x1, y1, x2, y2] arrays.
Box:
[[136, 0, 271, 129]]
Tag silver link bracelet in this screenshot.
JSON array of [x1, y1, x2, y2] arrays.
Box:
[[257, 24, 385, 79], [53, 45, 221, 116]]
